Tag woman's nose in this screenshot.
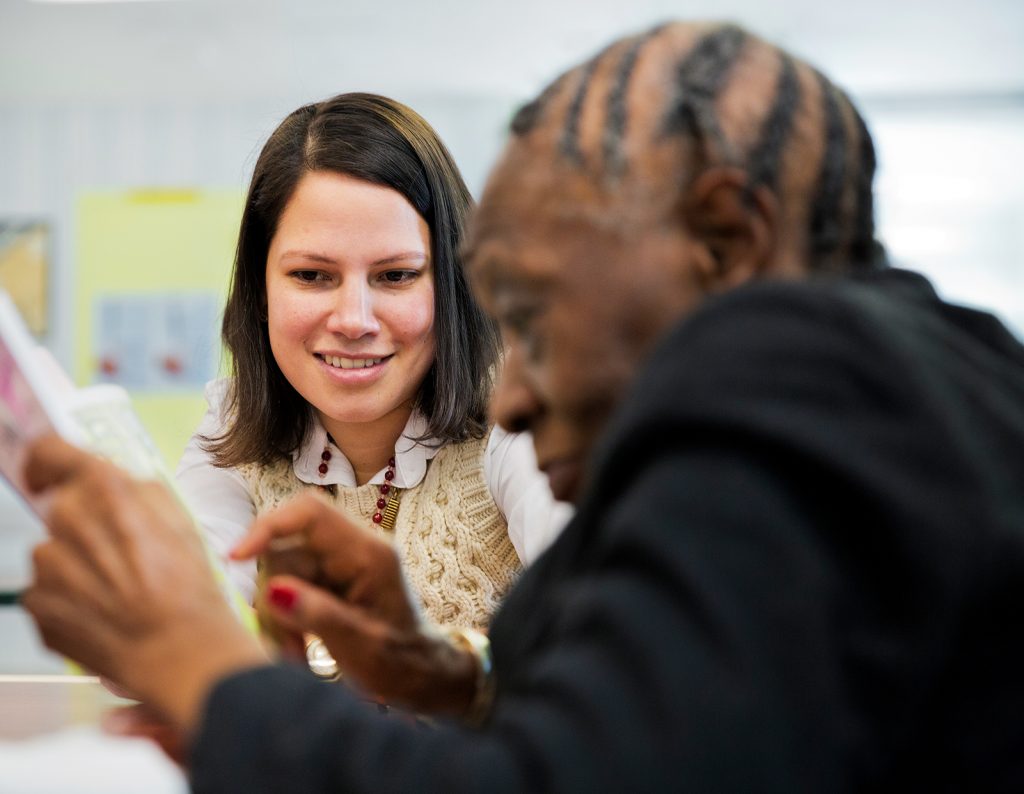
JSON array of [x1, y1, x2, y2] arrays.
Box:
[[324, 281, 381, 338]]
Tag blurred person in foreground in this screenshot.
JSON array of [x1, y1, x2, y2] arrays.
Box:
[[22, 20, 1024, 792]]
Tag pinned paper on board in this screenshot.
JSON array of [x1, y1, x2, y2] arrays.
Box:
[[93, 292, 219, 391], [0, 221, 49, 337], [76, 188, 243, 465]]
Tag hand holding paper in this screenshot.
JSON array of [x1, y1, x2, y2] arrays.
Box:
[[20, 433, 267, 735]]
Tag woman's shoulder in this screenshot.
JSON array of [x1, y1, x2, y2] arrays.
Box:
[[202, 377, 233, 412], [237, 455, 293, 483], [430, 426, 536, 487], [429, 425, 529, 467], [430, 428, 496, 466], [482, 424, 531, 468], [184, 378, 234, 443]]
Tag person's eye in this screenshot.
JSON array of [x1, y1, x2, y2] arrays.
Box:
[[502, 306, 537, 336], [379, 269, 419, 285], [500, 305, 546, 362], [290, 270, 328, 284]]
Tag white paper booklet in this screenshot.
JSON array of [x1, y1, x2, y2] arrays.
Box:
[[0, 290, 255, 629]]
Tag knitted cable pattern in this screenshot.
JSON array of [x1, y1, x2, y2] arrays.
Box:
[[240, 434, 520, 630]]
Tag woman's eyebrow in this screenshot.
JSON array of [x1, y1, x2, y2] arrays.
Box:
[[276, 250, 429, 266], [373, 251, 429, 266], [277, 250, 338, 264]]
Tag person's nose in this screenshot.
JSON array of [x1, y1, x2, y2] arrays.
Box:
[[324, 279, 380, 339], [491, 343, 542, 434]]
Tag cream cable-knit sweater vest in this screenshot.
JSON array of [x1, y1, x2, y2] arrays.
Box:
[[240, 434, 520, 630]]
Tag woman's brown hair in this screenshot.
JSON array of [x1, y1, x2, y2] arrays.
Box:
[[208, 92, 500, 466]]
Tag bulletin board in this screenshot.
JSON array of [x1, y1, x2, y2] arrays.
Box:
[[0, 221, 49, 336], [75, 190, 244, 467]]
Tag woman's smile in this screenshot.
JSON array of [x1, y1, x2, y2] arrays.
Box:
[[314, 352, 393, 384], [315, 353, 392, 370]]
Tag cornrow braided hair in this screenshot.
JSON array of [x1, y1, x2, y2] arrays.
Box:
[[746, 55, 800, 195], [557, 34, 642, 165], [808, 69, 847, 264], [662, 24, 748, 167], [507, 21, 886, 273], [510, 72, 567, 136], [560, 53, 603, 164], [602, 23, 670, 175], [848, 99, 885, 267]]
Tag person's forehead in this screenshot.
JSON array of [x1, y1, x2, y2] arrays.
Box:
[[463, 212, 558, 303], [466, 116, 691, 303], [470, 178, 663, 277]]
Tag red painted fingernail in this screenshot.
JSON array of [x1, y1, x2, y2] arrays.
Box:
[[267, 584, 297, 612]]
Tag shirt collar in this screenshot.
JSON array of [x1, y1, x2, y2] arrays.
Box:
[[292, 411, 441, 488]]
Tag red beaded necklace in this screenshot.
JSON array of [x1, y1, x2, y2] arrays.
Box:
[[318, 438, 403, 531]]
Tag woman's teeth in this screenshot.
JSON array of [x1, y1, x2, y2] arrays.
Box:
[[323, 356, 384, 369]]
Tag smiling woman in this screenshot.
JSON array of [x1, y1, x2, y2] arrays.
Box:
[[266, 172, 436, 441], [174, 93, 571, 637]]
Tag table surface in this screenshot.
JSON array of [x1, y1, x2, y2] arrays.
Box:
[[0, 674, 122, 740], [0, 676, 188, 792]]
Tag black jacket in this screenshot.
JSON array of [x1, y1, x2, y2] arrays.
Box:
[[192, 268, 1024, 792]]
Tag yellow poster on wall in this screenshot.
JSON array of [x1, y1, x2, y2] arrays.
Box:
[[75, 189, 243, 467], [0, 222, 49, 336]]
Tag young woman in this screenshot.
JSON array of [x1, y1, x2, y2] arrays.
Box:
[[176, 92, 570, 632]]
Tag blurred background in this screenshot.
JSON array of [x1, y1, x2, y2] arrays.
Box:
[[1, 0, 1022, 668]]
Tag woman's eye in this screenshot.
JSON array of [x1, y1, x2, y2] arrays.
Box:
[[292, 270, 326, 283], [380, 270, 417, 284]]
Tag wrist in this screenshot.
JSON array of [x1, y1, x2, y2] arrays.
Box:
[[439, 626, 495, 727], [390, 625, 493, 722], [128, 617, 268, 736]]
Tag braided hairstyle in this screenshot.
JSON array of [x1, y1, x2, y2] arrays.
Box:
[[507, 22, 885, 272]]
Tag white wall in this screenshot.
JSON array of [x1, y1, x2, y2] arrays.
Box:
[[870, 101, 1024, 332]]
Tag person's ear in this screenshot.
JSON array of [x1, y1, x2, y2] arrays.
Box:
[[681, 167, 778, 292]]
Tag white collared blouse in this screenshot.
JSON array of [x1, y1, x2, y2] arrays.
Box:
[[176, 379, 573, 603]]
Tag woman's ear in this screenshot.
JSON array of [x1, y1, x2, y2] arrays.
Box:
[[681, 167, 778, 292]]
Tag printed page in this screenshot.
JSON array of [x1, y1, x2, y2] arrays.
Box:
[[0, 292, 80, 517]]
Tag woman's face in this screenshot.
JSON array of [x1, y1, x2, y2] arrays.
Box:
[[265, 170, 435, 435]]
